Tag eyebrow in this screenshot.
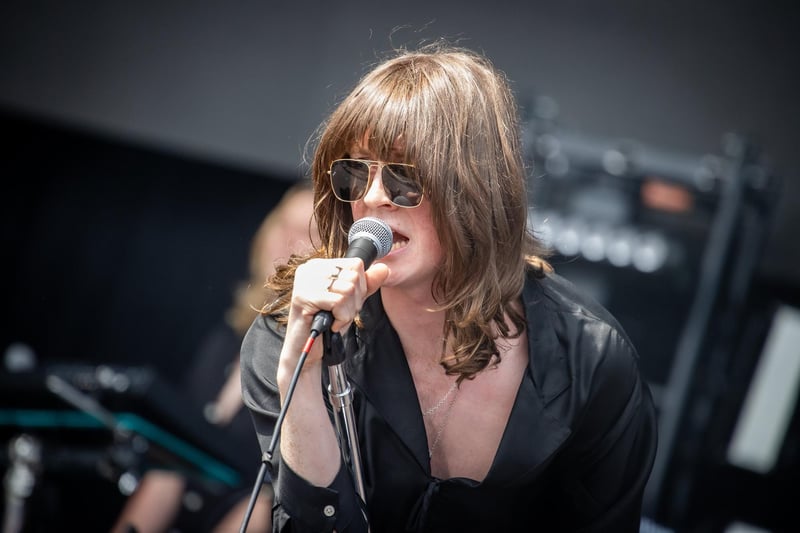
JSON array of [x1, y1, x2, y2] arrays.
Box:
[[344, 155, 414, 166], [345, 150, 372, 159], [346, 146, 407, 162]]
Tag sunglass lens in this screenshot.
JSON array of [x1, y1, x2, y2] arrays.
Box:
[[384, 165, 423, 207], [331, 160, 369, 201]]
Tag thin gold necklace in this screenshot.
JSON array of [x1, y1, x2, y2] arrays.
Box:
[[422, 382, 458, 417], [424, 382, 460, 458]]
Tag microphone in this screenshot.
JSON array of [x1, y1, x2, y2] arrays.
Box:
[[310, 217, 393, 334]]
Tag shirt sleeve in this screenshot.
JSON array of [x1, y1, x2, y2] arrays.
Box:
[[272, 460, 367, 532], [559, 326, 658, 532], [239, 314, 367, 532]]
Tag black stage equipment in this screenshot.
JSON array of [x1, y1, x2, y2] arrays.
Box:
[[0, 359, 249, 531], [523, 100, 782, 531]]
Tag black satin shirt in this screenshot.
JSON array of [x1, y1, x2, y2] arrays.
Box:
[[240, 271, 657, 532]]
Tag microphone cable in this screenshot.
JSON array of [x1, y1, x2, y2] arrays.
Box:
[[238, 328, 320, 533]]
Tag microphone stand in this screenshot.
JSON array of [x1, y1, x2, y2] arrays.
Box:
[[239, 324, 370, 532], [323, 330, 368, 509]]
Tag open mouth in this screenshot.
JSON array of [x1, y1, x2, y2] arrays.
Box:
[[390, 230, 409, 252]]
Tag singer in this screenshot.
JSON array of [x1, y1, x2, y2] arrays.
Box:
[[241, 41, 657, 532]]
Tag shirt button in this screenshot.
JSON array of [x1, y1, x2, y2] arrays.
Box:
[[323, 504, 336, 517]]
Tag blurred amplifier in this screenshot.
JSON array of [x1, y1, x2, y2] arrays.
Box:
[[523, 121, 767, 396]]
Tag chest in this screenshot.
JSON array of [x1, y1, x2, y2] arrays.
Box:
[[409, 340, 529, 481]]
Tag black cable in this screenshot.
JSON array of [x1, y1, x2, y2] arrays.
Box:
[[239, 329, 320, 533], [239, 460, 270, 533]]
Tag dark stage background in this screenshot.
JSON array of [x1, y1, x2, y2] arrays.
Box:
[[1, 1, 798, 531]]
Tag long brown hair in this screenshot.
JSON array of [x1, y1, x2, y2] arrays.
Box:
[[265, 42, 550, 381]]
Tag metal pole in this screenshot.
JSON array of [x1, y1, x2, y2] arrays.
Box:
[[324, 331, 370, 530], [3, 434, 41, 533]]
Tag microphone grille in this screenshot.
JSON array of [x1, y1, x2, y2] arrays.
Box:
[[348, 217, 393, 259]]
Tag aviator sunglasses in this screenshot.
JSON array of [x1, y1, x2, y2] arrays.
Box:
[[328, 159, 424, 208]]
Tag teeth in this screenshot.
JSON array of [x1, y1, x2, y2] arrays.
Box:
[[390, 239, 409, 252]]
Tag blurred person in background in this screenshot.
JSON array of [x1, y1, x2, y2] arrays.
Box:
[[112, 180, 316, 533]]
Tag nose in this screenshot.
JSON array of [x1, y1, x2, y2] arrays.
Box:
[[361, 164, 394, 208]]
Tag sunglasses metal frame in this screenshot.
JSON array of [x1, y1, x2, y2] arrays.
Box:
[[327, 158, 424, 208]]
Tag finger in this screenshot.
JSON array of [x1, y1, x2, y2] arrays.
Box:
[[294, 258, 368, 333], [327, 269, 364, 332], [365, 264, 390, 297]]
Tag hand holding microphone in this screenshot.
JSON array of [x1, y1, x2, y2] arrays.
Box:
[[310, 217, 393, 334]]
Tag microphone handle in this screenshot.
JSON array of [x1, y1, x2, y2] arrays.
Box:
[[344, 239, 378, 265], [311, 310, 334, 334]]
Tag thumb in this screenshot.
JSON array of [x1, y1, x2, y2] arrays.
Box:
[[365, 263, 390, 297]]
